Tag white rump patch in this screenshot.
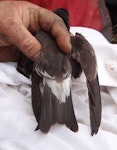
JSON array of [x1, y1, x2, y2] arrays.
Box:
[[43, 75, 71, 103]]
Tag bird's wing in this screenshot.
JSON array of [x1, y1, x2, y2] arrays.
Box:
[[17, 53, 33, 78], [17, 53, 43, 131], [71, 32, 101, 135]]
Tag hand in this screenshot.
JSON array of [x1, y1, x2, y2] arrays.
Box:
[[0, 1, 71, 61]]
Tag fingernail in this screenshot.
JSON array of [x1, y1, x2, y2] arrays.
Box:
[[65, 38, 72, 53]]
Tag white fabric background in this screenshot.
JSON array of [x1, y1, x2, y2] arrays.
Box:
[[0, 27, 117, 150]]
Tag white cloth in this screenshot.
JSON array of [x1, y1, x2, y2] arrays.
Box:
[[0, 27, 117, 150]]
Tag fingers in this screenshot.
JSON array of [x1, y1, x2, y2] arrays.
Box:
[[37, 7, 71, 53], [51, 19, 71, 53], [0, 1, 71, 61], [4, 6, 71, 60], [0, 46, 20, 62], [4, 22, 42, 61], [0, 1, 41, 61]]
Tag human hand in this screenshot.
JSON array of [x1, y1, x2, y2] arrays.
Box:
[[0, 1, 71, 61]]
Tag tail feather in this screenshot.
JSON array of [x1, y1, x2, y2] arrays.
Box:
[[65, 95, 78, 132], [39, 83, 78, 133], [39, 84, 55, 133], [53, 96, 66, 124]]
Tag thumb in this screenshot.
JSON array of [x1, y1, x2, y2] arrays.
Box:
[[5, 23, 41, 61]]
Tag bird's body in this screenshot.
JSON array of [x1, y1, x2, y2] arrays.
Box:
[[17, 8, 101, 135], [32, 30, 78, 133]]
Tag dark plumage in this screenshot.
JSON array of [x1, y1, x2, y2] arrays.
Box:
[[17, 8, 101, 135]]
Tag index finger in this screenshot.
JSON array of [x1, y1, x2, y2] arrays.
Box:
[[37, 7, 71, 53]]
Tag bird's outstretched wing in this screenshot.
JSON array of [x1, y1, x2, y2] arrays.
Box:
[[71, 32, 101, 135]]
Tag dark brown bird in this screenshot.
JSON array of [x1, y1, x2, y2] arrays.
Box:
[[17, 8, 101, 135]]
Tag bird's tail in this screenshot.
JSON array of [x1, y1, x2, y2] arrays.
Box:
[[36, 78, 78, 133]]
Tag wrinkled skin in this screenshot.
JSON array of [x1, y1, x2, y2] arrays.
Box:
[[0, 1, 71, 61]]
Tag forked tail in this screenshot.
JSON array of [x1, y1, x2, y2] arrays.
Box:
[[37, 83, 78, 133]]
